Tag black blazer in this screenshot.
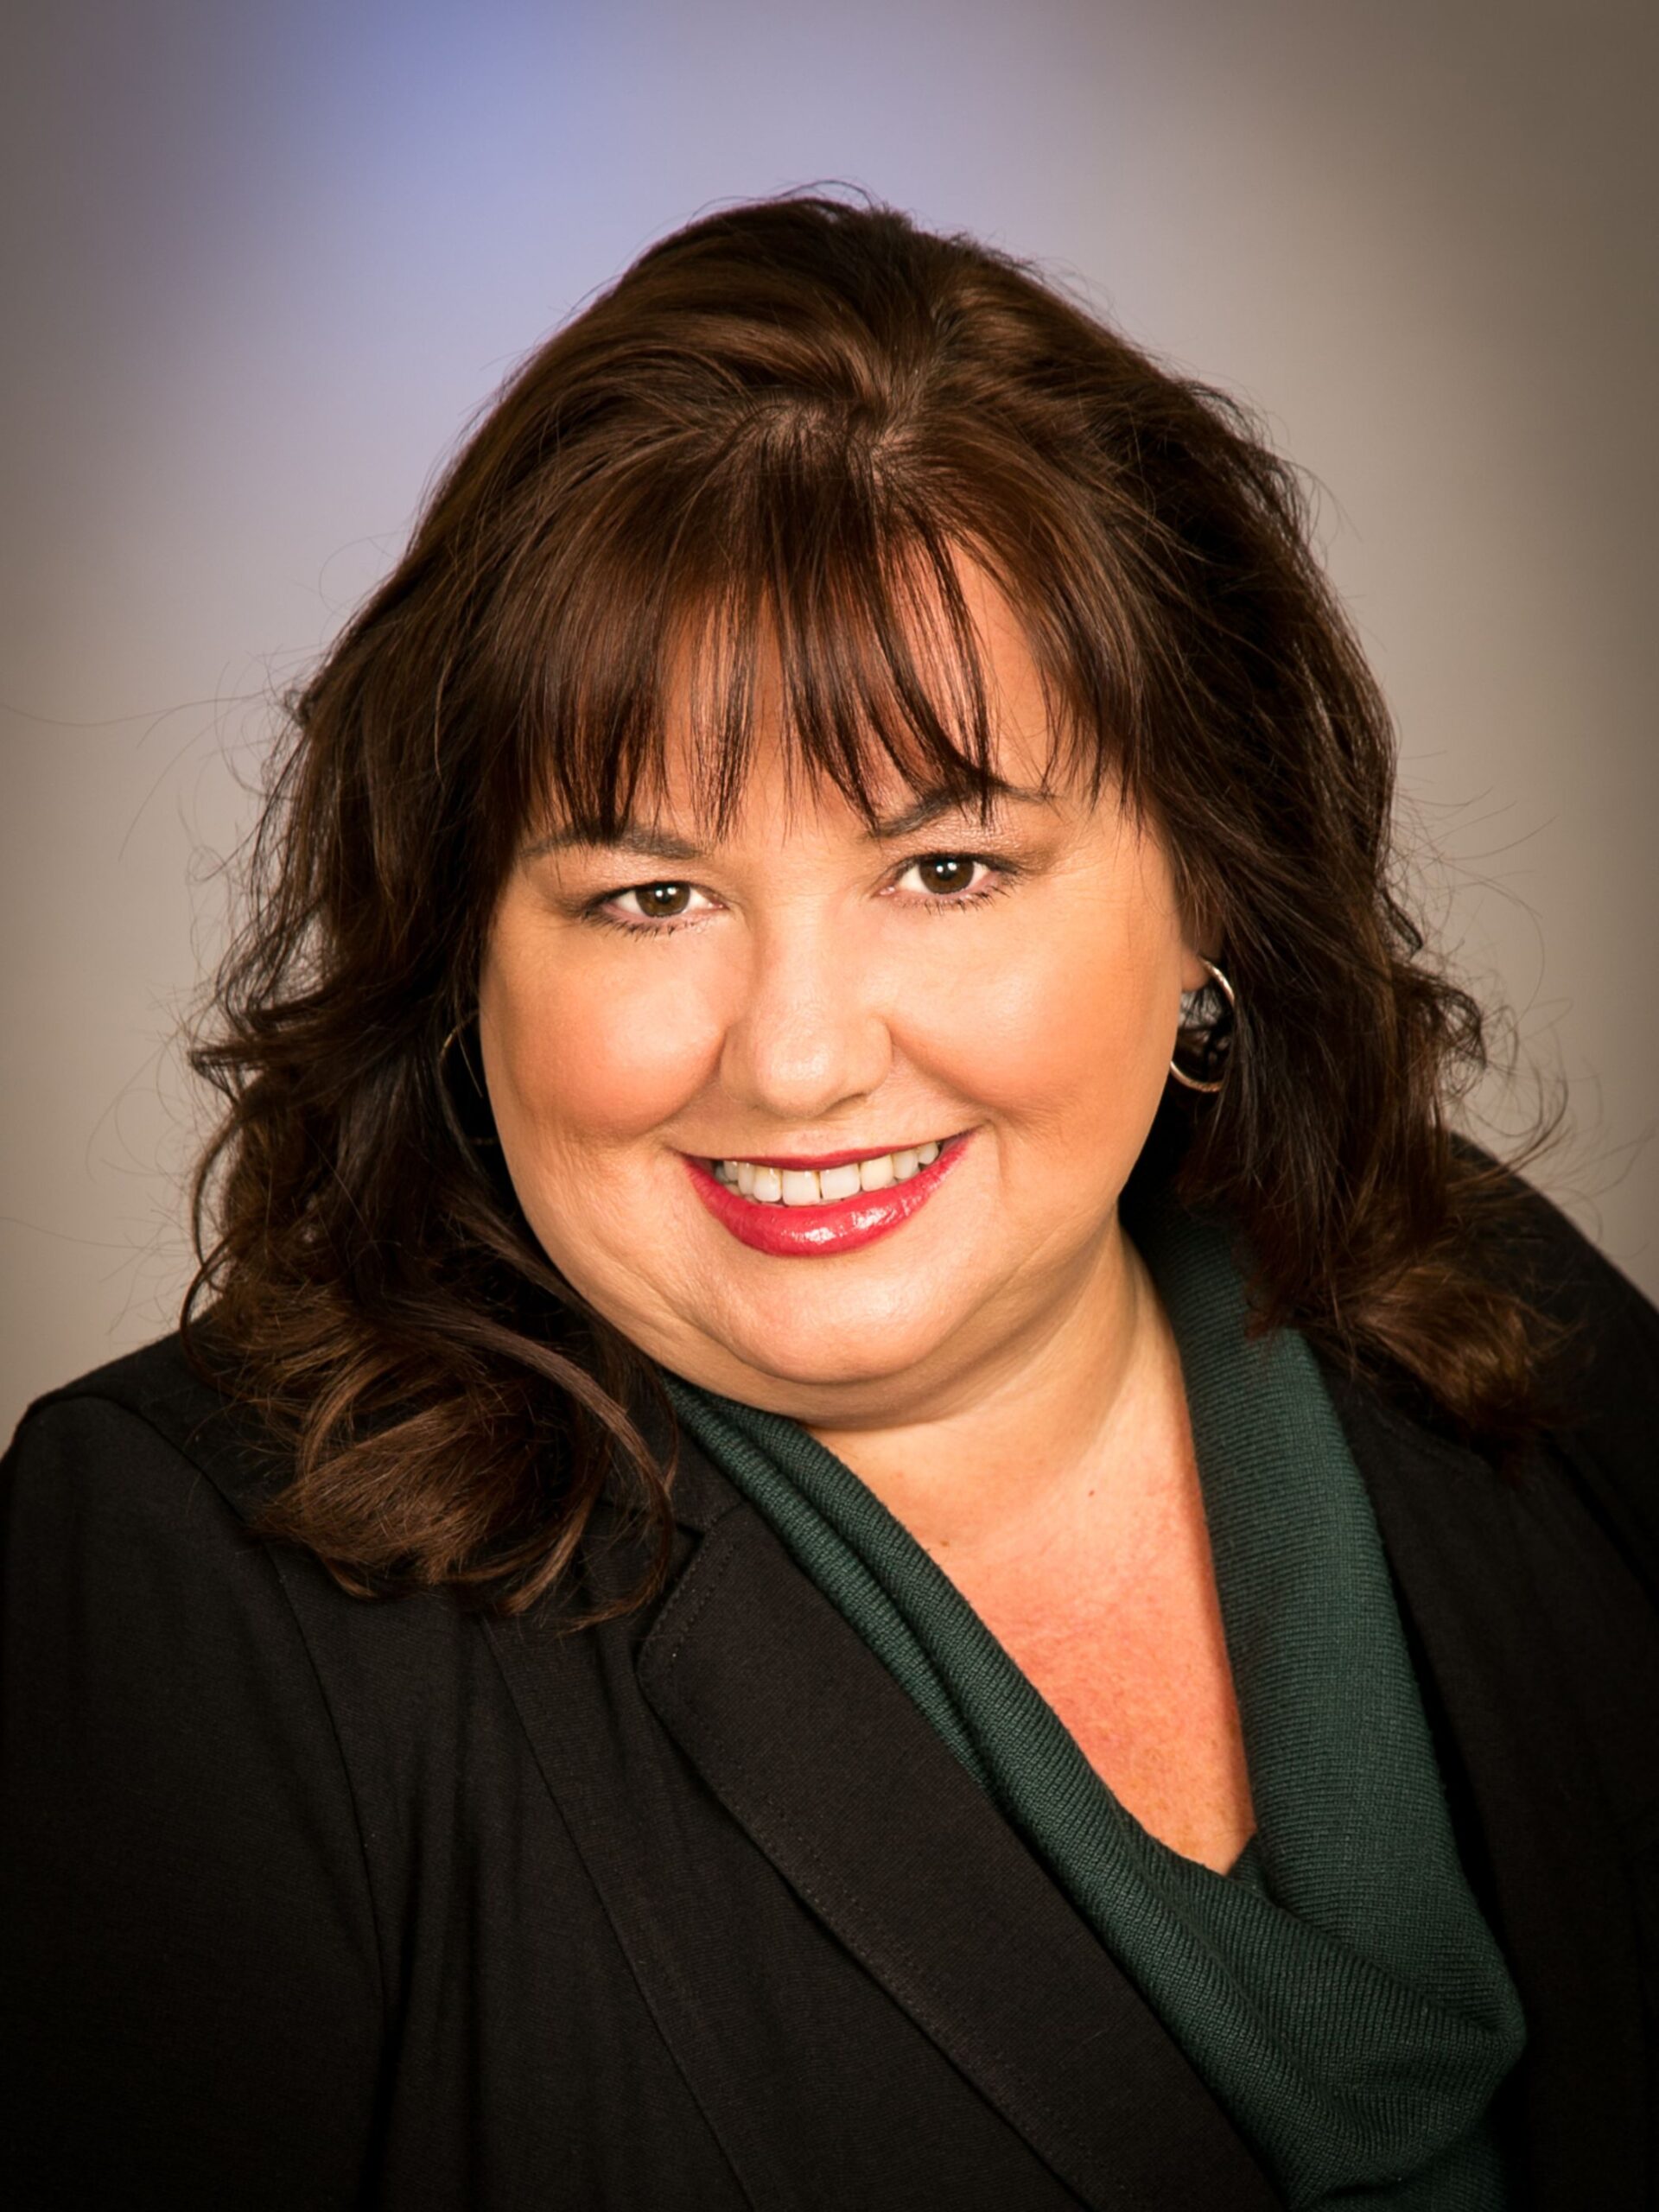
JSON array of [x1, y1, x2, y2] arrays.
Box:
[[3, 1187, 1657, 2211]]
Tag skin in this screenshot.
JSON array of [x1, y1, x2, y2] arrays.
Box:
[[480, 566, 1255, 1869]]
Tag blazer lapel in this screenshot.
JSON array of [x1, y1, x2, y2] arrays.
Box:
[[636, 1468, 1279, 2212], [1329, 1373, 1650, 2209]]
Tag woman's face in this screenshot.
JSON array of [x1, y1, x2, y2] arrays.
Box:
[[480, 572, 1210, 1424]]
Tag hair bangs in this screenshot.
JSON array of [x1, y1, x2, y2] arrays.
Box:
[[503, 410, 1111, 852]]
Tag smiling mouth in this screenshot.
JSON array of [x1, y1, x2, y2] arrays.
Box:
[[706, 1136, 954, 1207]]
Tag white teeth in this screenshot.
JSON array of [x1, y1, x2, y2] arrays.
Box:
[[712, 1139, 953, 1207]]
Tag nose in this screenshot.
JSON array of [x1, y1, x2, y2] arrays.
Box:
[[717, 907, 893, 1124]]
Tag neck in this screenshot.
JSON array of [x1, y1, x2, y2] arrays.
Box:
[[804, 1217, 1173, 1559]]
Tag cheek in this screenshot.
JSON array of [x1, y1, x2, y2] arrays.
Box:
[[480, 933, 718, 1153], [915, 903, 1178, 1147]]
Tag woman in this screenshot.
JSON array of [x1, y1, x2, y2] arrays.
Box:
[[3, 194, 1656, 2211]]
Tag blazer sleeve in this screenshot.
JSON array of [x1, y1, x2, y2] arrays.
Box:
[[0, 1389, 384, 2212]]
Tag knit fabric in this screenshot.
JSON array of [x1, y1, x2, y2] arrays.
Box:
[[660, 1193, 1526, 2209]]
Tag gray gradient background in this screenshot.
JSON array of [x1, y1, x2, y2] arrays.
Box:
[[3, 0, 1656, 1439]]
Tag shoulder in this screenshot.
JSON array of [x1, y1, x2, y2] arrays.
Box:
[[1486, 1164, 1659, 1589], [4, 1333, 317, 1684], [1481, 1158, 1657, 1338], [1335, 1154, 1659, 1596], [1467, 1157, 1659, 1438], [8, 1329, 283, 1524], [2, 1332, 478, 1803], [3, 1334, 344, 1736], [3, 1332, 626, 1787], [3, 1331, 495, 1704]]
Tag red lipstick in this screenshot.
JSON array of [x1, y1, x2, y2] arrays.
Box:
[[683, 1134, 970, 1257]]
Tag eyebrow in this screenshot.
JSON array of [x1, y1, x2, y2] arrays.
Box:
[[524, 783, 1052, 863]]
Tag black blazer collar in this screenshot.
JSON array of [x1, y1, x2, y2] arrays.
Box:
[[635, 1467, 1280, 2211]]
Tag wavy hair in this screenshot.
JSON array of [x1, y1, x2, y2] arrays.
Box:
[[188, 192, 1560, 1619]]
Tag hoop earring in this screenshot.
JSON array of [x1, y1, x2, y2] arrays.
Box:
[[1168, 958, 1236, 1096]]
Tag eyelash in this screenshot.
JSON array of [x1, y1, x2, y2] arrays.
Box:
[[582, 853, 1016, 937]]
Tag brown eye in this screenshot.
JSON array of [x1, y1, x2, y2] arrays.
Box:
[[626, 882, 693, 918], [591, 879, 715, 932], [902, 855, 988, 897]]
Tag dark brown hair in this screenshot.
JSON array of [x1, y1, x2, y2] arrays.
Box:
[[188, 190, 1559, 1618]]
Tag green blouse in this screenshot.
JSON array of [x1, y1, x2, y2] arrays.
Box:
[[659, 1192, 1526, 2209]]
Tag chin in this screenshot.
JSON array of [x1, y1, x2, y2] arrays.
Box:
[[741, 1344, 918, 1395], [719, 1298, 957, 1398]]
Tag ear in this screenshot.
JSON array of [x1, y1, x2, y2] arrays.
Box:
[[1179, 944, 1214, 996], [1177, 903, 1219, 996], [1171, 864, 1219, 995]]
